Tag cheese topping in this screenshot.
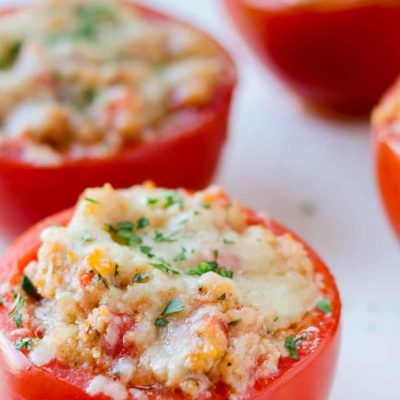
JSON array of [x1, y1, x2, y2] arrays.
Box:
[[0, 0, 232, 165], [6, 184, 323, 399]]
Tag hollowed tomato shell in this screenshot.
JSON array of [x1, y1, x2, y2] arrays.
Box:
[[0, 207, 341, 400], [0, 4, 237, 238], [224, 0, 400, 115], [373, 81, 400, 240]]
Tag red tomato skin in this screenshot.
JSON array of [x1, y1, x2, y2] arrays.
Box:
[[0, 208, 341, 400], [224, 0, 400, 115], [373, 82, 400, 240], [0, 5, 236, 239]]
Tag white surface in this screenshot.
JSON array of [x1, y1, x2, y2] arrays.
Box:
[[1, 1, 400, 399]]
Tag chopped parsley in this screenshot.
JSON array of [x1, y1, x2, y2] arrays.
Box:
[[84, 197, 98, 204], [173, 247, 187, 262], [217, 267, 234, 279], [133, 274, 151, 283], [202, 203, 211, 209], [228, 319, 241, 327], [223, 238, 235, 245], [316, 298, 332, 314], [285, 335, 307, 361], [147, 197, 159, 206], [106, 220, 143, 246], [155, 318, 169, 327], [96, 274, 109, 289], [186, 261, 218, 276], [114, 264, 119, 277], [8, 294, 26, 328], [151, 260, 180, 275], [137, 216, 150, 229], [0, 296, 4, 306], [140, 245, 154, 258], [162, 298, 185, 316], [163, 192, 184, 209], [80, 232, 95, 243], [153, 229, 176, 243], [21, 275, 41, 300], [0, 41, 22, 70], [217, 293, 226, 301], [15, 337, 39, 351], [185, 261, 233, 278]]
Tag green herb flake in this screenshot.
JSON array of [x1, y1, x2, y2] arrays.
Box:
[[151, 261, 180, 275], [155, 318, 169, 327], [147, 197, 159, 206], [285, 336, 307, 361], [228, 319, 241, 327], [153, 229, 176, 243], [217, 266, 234, 279], [0, 41, 22, 70], [0, 296, 4, 306], [97, 274, 109, 289], [137, 216, 150, 229], [173, 247, 187, 262], [162, 298, 185, 316], [163, 192, 184, 209], [140, 245, 154, 258], [223, 238, 235, 245], [114, 264, 119, 277], [202, 203, 211, 209], [316, 298, 332, 314], [15, 337, 39, 351], [81, 233, 95, 243], [185, 261, 218, 276], [8, 294, 26, 328], [21, 275, 40, 300], [133, 274, 151, 283], [84, 197, 98, 204], [107, 221, 142, 246]]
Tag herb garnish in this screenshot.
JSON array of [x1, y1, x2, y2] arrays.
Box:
[[84, 197, 98, 204], [151, 260, 180, 275], [0, 296, 4, 306], [153, 229, 176, 243], [137, 216, 150, 229], [0, 41, 22, 70], [162, 298, 185, 316], [155, 318, 169, 327], [15, 337, 39, 351], [21, 275, 41, 301], [228, 319, 241, 327], [140, 245, 154, 258], [106, 220, 143, 246], [217, 293, 226, 301], [114, 264, 119, 277], [8, 294, 26, 328], [285, 335, 307, 361], [81, 232, 95, 243], [133, 274, 151, 283], [96, 274, 109, 289], [185, 261, 234, 278], [173, 247, 187, 262], [223, 238, 235, 245], [316, 298, 332, 314]]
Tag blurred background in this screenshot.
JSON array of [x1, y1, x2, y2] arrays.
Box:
[[0, 1, 399, 398]]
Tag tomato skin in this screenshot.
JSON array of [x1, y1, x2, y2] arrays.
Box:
[[0, 208, 341, 400], [373, 83, 400, 240], [224, 0, 400, 115], [0, 4, 236, 239]]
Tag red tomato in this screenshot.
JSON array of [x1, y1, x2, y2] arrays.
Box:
[[373, 78, 400, 240], [0, 207, 341, 400], [224, 0, 400, 115], [0, 4, 236, 238]]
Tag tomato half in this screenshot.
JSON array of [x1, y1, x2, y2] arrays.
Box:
[[0, 208, 341, 400], [373, 79, 400, 240], [224, 0, 400, 115], [0, 4, 236, 238]]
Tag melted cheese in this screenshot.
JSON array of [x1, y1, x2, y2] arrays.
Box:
[[0, 0, 231, 164], [8, 184, 321, 399]]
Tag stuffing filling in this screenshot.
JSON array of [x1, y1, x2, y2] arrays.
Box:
[[2, 184, 330, 399], [0, 0, 232, 165]]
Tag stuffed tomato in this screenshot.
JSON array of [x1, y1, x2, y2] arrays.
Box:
[[0, 183, 341, 400], [0, 0, 236, 237], [224, 0, 400, 115], [373, 79, 400, 240]]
